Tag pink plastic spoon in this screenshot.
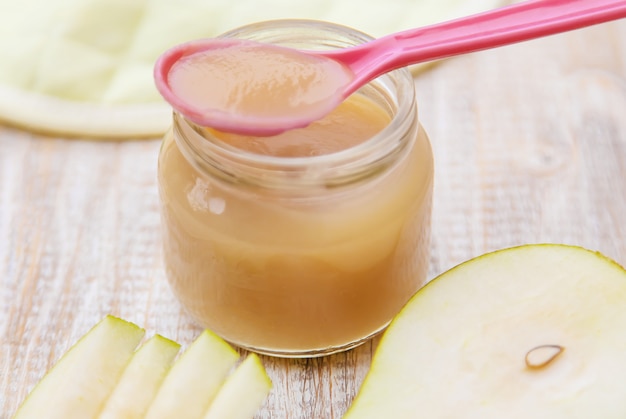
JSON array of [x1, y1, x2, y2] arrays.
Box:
[[155, 0, 626, 136]]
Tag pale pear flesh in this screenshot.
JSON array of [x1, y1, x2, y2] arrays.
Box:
[[14, 317, 272, 419], [143, 329, 241, 419], [343, 244, 626, 419], [203, 354, 272, 419], [13, 316, 145, 419], [97, 334, 181, 419]]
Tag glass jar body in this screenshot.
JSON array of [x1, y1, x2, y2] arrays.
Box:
[[157, 20, 434, 357]]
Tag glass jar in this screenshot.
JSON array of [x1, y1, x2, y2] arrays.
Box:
[[157, 20, 434, 357]]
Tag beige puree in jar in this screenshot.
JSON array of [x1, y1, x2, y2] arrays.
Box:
[[157, 21, 434, 357]]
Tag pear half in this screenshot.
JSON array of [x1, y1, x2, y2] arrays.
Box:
[[13, 316, 145, 419], [343, 244, 626, 419]]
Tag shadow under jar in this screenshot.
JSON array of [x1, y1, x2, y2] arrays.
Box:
[[157, 20, 434, 357]]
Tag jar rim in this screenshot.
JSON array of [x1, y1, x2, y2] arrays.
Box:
[[172, 19, 419, 188]]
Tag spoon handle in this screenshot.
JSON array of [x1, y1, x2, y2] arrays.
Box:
[[341, 0, 626, 88]]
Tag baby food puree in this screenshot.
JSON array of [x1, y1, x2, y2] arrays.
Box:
[[164, 39, 353, 132], [156, 21, 433, 357]]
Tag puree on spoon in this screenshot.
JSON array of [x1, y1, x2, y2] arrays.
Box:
[[155, 39, 354, 136]]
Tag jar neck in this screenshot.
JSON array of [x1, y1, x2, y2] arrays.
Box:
[[173, 105, 418, 192]]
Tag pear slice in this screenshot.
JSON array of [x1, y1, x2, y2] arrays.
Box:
[[13, 315, 145, 419], [343, 244, 626, 418], [203, 354, 272, 419], [97, 334, 181, 419], [144, 329, 241, 419]]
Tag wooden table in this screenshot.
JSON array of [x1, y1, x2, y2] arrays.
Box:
[[2, 20, 625, 419]]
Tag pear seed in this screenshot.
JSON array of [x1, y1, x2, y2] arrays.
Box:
[[525, 345, 564, 369]]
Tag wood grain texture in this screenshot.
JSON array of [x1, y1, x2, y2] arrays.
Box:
[[2, 20, 625, 419]]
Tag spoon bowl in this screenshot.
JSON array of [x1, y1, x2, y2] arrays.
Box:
[[155, 0, 626, 136]]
